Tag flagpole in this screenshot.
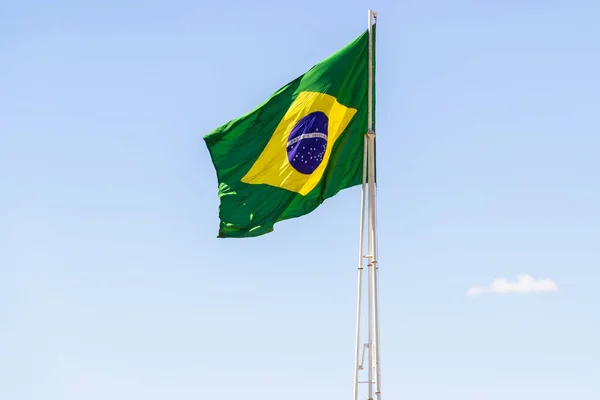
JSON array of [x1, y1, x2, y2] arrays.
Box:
[[367, 9, 381, 400], [370, 11, 382, 400], [354, 132, 368, 400], [366, 9, 374, 400], [355, 9, 379, 400]]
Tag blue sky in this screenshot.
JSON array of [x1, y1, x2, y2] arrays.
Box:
[[1, 1, 599, 399]]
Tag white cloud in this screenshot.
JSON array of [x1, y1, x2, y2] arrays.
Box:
[[467, 274, 558, 297]]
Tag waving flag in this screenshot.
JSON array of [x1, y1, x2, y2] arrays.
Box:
[[204, 27, 374, 238]]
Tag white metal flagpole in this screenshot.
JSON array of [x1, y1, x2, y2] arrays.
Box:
[[353, 130, 368, 400], [354, 9, 379, 400], [366, 9, 381, 400]]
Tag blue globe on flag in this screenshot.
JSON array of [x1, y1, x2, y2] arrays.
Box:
[[286, 111, 329, 175]]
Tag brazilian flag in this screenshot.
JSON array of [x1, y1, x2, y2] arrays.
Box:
[[204, 26, 375, 238]]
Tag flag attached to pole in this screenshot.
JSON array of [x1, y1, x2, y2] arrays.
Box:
[[204, 27, 374, 238]]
